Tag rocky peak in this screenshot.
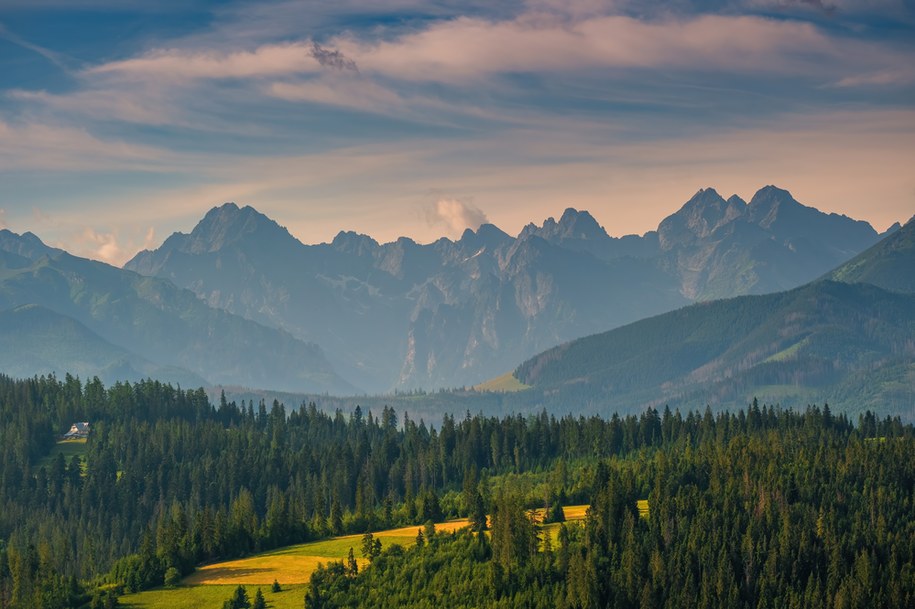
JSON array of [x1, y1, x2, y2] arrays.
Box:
[[521, 208, 609, 242], [458, 223, 513, 251], [179, 202, 296, 253], [658, 188, 743, 249], [556, 208, 608, 240], [746, 186, 805, 230], [331, 230, 380, 256]]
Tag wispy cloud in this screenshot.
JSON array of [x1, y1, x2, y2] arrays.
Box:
[[335, 14, 842, 81], [78, 12, 864, 87], [833, 67, 915, 87], [0, 118, 179, 171], [8, 88, 183, 127], [424, 198, 489, 236], [63, 225, 160, 266], [86, 41, 323, 82], [0, 21, 72, 72], [269, 77, 403, 112]]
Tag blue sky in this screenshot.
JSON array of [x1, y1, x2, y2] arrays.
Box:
[[1, 0, 913, 264]]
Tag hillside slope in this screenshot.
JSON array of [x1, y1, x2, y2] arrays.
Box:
[[0, 304, 206, 387], [514, 281, 915, 419], [0, 233, 352, 393], [825, 218, 915, 293]]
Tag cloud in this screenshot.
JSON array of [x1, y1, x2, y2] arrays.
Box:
[[0, 22, 72, 72], [833, 67, 915, 87], [80, 12, 852, 88], [269, 77, 404, 112], [142, 226, 157, 250], [86, 42, 323, 82], [9, 88, 182, 127], [67, 225, 159, 266], [74, 228, 127, 265], [337, 14, 842, 81], [309, 42, 359, 71], [425, 198, 489, 235], [0, 119, 180, 171]]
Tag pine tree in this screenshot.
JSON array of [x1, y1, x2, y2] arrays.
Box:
[[252, 587, 266, 609]]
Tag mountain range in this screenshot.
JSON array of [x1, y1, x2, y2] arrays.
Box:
[[0, 184, 904, 406], [124, 185, 885, 392]]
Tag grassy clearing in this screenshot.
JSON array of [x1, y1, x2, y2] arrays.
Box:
[[127, 504, 603, 605], [473, 372, 531, 393], [762, 338, 809, 363], [185, 519, 471, 586], [38, 438, 88, 470], [537, 504, 589, 547], [119, 583, 307, 609]]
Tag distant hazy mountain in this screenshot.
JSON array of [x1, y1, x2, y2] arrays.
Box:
[[826, 218, 915, 293], [126, 204, 688, 390], [0, 231, 352, 393], [0, 304, 206, 387], [125, 186, 884, 392], [656, 186, 880, 299], [513, 280, 915, 420]]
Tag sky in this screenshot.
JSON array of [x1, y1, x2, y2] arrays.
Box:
[[0, 0, 913, 265]]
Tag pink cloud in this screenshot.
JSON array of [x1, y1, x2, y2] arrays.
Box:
[[87, 42, 323, 82], [337, 14, 840, 81], [0, 119, 175, 171]]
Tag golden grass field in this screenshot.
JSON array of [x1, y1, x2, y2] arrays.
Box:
[[472, 372, 531, 392], [184, 518, 472, 586], [120, 501, 647, 609]]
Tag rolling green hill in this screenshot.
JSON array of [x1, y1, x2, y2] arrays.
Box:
[[826, 218, 915, 293], [513, 281, 915, 419]]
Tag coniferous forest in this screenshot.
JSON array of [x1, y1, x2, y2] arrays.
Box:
[[0, 373, 913, 609]]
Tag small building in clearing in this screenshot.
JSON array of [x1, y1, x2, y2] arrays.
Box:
[[63, 422, 90, 439]]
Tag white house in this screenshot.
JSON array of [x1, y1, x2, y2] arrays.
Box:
[[63, 422, 90, 439]]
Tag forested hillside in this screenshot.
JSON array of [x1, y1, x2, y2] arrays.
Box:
[[1, 374, 912, 608], [513, 281, 915, 419], [826, 218, 915, 293], [307, 410, 915, 608]]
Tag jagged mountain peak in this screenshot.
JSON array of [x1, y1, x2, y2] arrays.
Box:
[[746, 185, 805, 228], [331, 230, 380, 255], [556, 207, 608, 239], [727, 194, 748, 207], [658, 187, 744, 248], [685, 187, 726, 206], [181, 202, 295, 252], [881, 221, 903, 237], [458, 223, 513, 250], [520, 207, 609, 243]]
